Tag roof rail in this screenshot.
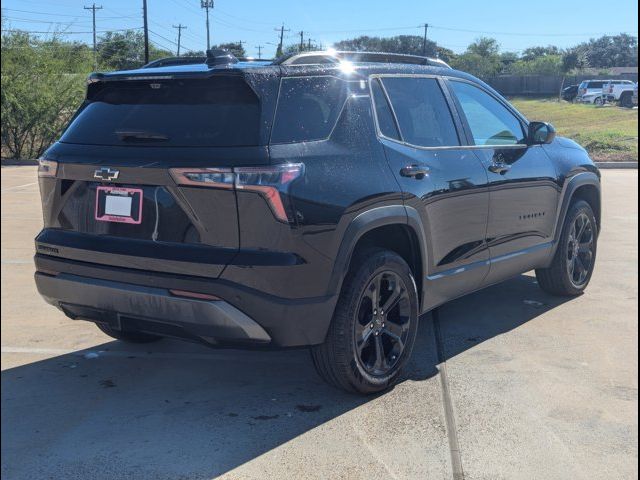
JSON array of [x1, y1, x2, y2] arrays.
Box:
[[142, 56, 206, 68], [273, 50, 451, 69]]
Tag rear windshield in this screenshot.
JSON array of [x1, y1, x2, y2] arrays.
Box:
[[271, 76, 348, 144], [60, 76, 261, 147]]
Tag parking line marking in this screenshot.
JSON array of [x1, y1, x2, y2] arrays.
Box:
[[1, 182, 37, 193], [1, 259, 32, 265], [433, 309, 466, 480]]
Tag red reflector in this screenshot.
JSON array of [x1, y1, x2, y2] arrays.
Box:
[[169, 289, 222, 301]]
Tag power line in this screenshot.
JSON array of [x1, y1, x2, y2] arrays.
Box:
[[421, 23, 429, 56], [142, 0, 149, 63], [200, 0, 214, 50], [172, 24, 187, 56], [2, 8, 137, 20], [274, 23, 290, 57], [2, 27, 141, 34], [83, 4, 103, 70]]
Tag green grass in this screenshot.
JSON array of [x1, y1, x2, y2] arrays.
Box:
[[510, 97, 638, 162]]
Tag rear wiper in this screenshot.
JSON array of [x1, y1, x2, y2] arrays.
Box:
[[116, 131, 169, 142]]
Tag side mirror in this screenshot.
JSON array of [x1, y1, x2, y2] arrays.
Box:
[[528, 121, 556, 145]]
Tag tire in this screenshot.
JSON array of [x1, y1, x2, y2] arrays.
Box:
[[536, 200, 597, 296], [594, 96, 603, 106], [311, 248, 419, 394], [619, 92, 633, 108], [96, 323, 163, 343]]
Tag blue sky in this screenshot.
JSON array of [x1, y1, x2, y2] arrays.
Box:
[[2, 0, 638, 58]]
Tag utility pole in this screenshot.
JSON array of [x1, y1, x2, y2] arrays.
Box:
[[142, 0, 149, 63], [201, 0, 214, 51], [255, 45, 263, 59], [307, 38, 314, 51], [172, 24, 186, 56], [273, 23, 289, 57], [298, 30, 304, 52], [421, 23, 429, 57], [84, 3, 102, 70], [237, 40, 245, 57]]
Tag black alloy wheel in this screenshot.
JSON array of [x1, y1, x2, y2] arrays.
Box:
[[566, 212, 595, 288], [354, 271, 411, 377]]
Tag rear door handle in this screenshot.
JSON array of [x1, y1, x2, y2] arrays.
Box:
[[488, 163, 511, 175], [400, 165, 430, 179]]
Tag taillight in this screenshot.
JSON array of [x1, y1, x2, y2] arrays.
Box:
[[170, 163, 303, 223], [37, 158, 58, 178], [169, 168, 233, 188], [609, 86, 614, 93]]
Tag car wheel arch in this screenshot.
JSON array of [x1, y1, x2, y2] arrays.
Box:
[[327, 205, 429, 310]]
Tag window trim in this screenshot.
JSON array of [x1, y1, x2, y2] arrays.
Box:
[[368, 73, 533, 151], [268, 74, 357, 145], [368, 74, 466, 150]]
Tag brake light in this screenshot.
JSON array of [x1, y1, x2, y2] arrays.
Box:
[[169, 168, 233, 188], [37, 158, 58, 178], [170, 163, 303, 223]]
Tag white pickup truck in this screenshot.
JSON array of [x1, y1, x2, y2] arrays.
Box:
[[602, 80, 638, 107]]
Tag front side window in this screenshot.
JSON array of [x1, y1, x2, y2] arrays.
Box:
[[450, 81, 525, 146], [381, 77, 460, 147], [271, 76, 348, 144]]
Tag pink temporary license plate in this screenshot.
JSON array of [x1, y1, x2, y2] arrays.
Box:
[[95, 186, 143, 224]]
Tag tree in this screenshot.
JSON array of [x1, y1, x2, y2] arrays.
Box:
[[331, 35, 454, 61], [566, 34, 638, 69], [1, 31, 92, 159], [521, 45, 561, 62], [450, 37, 502, 78], [466, 37, 500, 57], [509, 55, 564, 75], [97, 30, 171, 70], [211, 42, 246, 58]]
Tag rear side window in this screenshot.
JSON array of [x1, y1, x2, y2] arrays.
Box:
[[61, 76, 261, 147], [381, 77, 460, 147], [450, 80, 525, 146], [587, 81, 605, 89], [271, 76, 348, 144], [370, 79, 400, 140]]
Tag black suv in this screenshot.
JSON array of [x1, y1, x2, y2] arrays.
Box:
[[34, 51, 601, 394]]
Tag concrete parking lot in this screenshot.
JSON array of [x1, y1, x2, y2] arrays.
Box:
[[1, 166, 638, 480]]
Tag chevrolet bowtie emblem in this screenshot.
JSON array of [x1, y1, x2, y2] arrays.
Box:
[[94, 167, 120, 181]]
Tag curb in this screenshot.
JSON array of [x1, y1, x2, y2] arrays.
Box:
[[595, 162, 638, 169]]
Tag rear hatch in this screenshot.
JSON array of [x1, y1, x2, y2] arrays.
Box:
[[37, 68, 279, 278]]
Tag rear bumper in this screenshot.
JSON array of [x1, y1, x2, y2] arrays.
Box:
[[34, 254, 337, 347], [36, 272, 271, 346]]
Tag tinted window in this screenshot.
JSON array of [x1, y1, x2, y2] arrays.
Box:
[[382, 77, 459, 147], [371, 79, 400, 140], [61, 77, 261, 147], [271, 76, 348, 143], [586, 81, 605, 89], [450, 81, 525, 146]]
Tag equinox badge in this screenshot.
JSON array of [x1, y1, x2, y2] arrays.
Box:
[[94, 167, 120, 181]]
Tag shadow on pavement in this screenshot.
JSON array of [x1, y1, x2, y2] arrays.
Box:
[[1, 274, 574, 479]]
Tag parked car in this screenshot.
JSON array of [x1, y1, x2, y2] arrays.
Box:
[[575, 80, 606, 104], [603, 80, 638, 107], [561, 84, 579, 102], [34, 50, 601, 394]]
